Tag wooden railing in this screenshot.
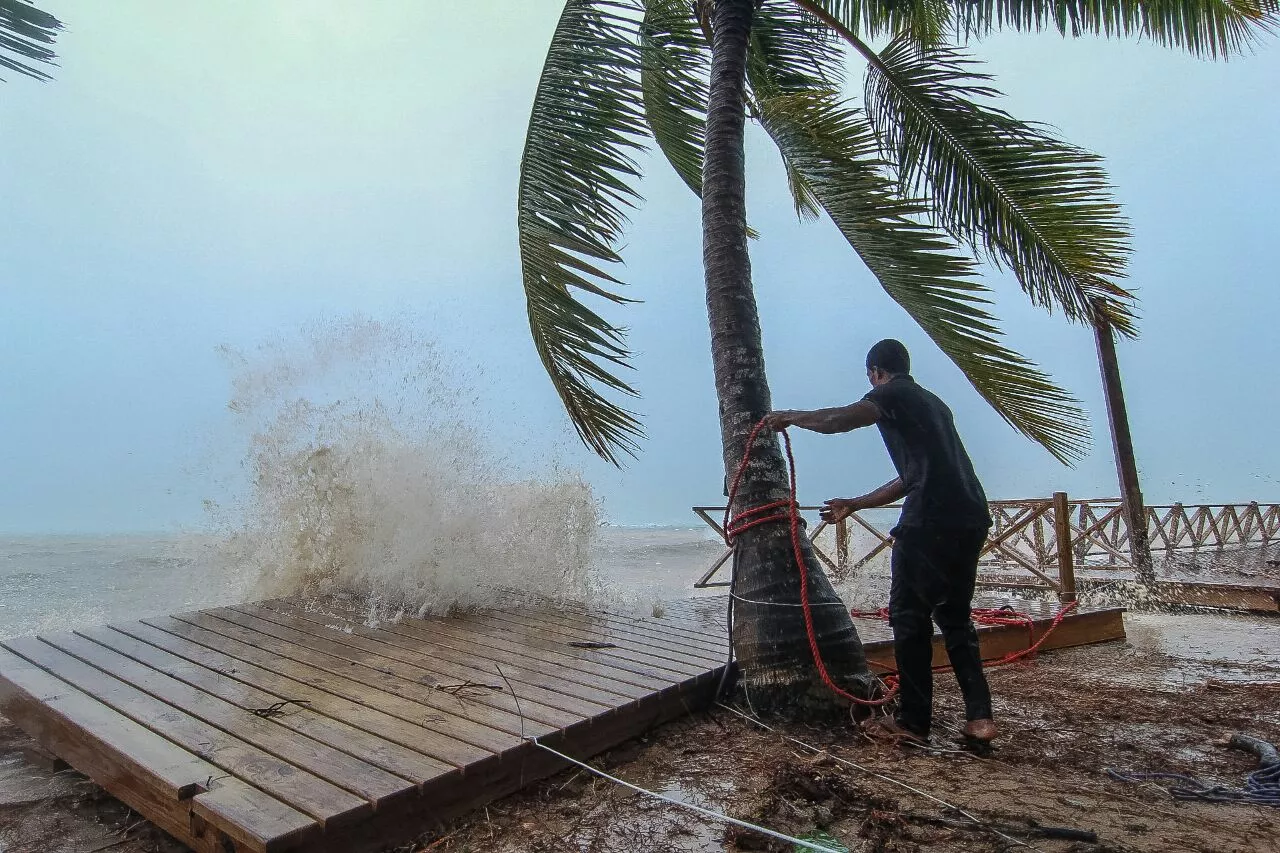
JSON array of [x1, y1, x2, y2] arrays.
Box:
[[1146, 502, 1280, 552], [1034, 500, 1280, 567], [692, 497, 1279, 601]]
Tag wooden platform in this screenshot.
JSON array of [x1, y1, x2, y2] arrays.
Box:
[[0, 596, 1124, 853], [666, 595, 1126, 670]]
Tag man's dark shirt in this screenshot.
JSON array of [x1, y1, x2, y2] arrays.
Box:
[[863, 374, 991, 531]]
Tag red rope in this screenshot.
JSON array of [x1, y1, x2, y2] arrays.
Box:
[[724, 420, 897, 707], [849, 599, 1080, 670]]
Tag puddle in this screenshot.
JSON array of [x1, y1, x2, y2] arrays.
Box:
[[1113, 611, 1280, 688], [560, 763, 741, 852]]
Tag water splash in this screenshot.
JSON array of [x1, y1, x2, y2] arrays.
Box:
[[208, 316, 601, 623]]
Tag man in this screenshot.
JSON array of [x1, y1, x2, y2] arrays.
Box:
[[762, 339, 996, 746]]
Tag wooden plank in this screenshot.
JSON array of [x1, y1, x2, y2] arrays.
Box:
[[131, 617, 490, 771], [545, 602, 732, 647], [276, 602, 697, 691], [967, 608, 1127, 666], [362, 610, 683, 696], [300, 603, 711, 683], [307, 671, 724, 853], [408, 608, 716, 678], [653, 597, 750, 637], [2, 635, 371, 829], [0, 645, 209, 801], [592, 607, 735, 651], [480, 608, 729, 668], [856, 607, 1127, 669], [248, 602, 625, 719], [197, 608, 563, 747], [256, 602, 659, 705], [176, 611, 529, 752], [0, 644, 210, 848], [58, 628, 421, 807], [191, 781, 319, 853], [477, 606, 729, 666], [256, 608, 615, 723], [538, 606, 732, 657], [462, 610, 725, 674], [85, 624, 452, 788], [0, 646, 319, 853]]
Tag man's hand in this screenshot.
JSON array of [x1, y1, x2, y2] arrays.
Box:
[[761, 410, 796, 432], [820, 497, 864, 523]]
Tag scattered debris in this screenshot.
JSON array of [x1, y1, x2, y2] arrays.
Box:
[[433, 681, 504, 695], [1107, 733, 1280, 807], [249, 699, 311, 718]]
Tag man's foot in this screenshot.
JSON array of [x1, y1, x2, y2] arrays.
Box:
[[861, 716, 929, 747], [962, 718, 998, 743]]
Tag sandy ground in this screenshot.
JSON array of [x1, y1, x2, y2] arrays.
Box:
[[2, 610, 1279, 853]]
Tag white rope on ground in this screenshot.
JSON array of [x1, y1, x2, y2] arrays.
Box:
[[494, 664, 845, 853], [715, 702, 1041, 852], [730, 591, 849, 608], [525, 739, 846, 853]]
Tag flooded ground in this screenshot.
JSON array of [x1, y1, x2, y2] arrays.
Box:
[[2, 608, 1279, 852]]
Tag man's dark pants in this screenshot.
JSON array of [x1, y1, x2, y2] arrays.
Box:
[[887, 525, 993, 738]]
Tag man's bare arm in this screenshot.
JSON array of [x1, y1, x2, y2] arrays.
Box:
[[855, 478, 907, 509], [762, 401, 880, 435], [820, 478, 905, 523]]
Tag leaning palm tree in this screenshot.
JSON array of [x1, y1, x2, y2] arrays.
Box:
[[517, 0, 1277, 712], [1, 0, 62, 82]]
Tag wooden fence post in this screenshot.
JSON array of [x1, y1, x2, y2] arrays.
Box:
[[835, 518, 849, 572], [1053, 491, 1078, 603]]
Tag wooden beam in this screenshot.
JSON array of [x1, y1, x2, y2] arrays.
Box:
[[1094, 321, 1154, 582]]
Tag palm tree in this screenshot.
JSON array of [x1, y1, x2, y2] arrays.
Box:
[[517, 0, 1277, 712], [1, 0, 62, 82]]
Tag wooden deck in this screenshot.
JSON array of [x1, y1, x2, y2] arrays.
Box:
[[665, 594, 1127, 670], [0, 595, 1124, 852]]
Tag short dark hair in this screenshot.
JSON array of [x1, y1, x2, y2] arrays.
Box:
[[866, 339, 910, 375]]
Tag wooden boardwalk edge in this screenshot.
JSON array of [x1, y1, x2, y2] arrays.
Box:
[[0, 597, 1122, 853], [0, 646, 318, 852], [308, 671, 723, 853], [0, 605, 728, 853]]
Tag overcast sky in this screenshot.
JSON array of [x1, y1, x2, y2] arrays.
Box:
[[2, 1, 1278, 533]]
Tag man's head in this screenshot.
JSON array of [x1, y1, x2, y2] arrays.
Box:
[[866, 339, 909, 387]]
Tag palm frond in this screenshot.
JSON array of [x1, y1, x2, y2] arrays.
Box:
[[752, 86, 1090, 459], [954, 0, 1280, 59], [784, 156, 824, 220], [518, 0, 651, 464], [864, 36, 1137, 335], [0, 0, 61, 82], [794, 0, 956, 47], [750, 1, 847, 95], [748, 2, 845, 222], [640, 0, 709, 195], [797, 0, 1278, 57]]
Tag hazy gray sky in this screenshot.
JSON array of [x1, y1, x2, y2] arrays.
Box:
[[2, 1, 1278, 533]]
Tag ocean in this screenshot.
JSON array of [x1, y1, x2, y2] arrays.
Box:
[[0, 526, 741, 640], [0, 520, 899, 641]]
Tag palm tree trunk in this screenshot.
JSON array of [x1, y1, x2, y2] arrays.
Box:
[[702, 0, 874, 714]]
